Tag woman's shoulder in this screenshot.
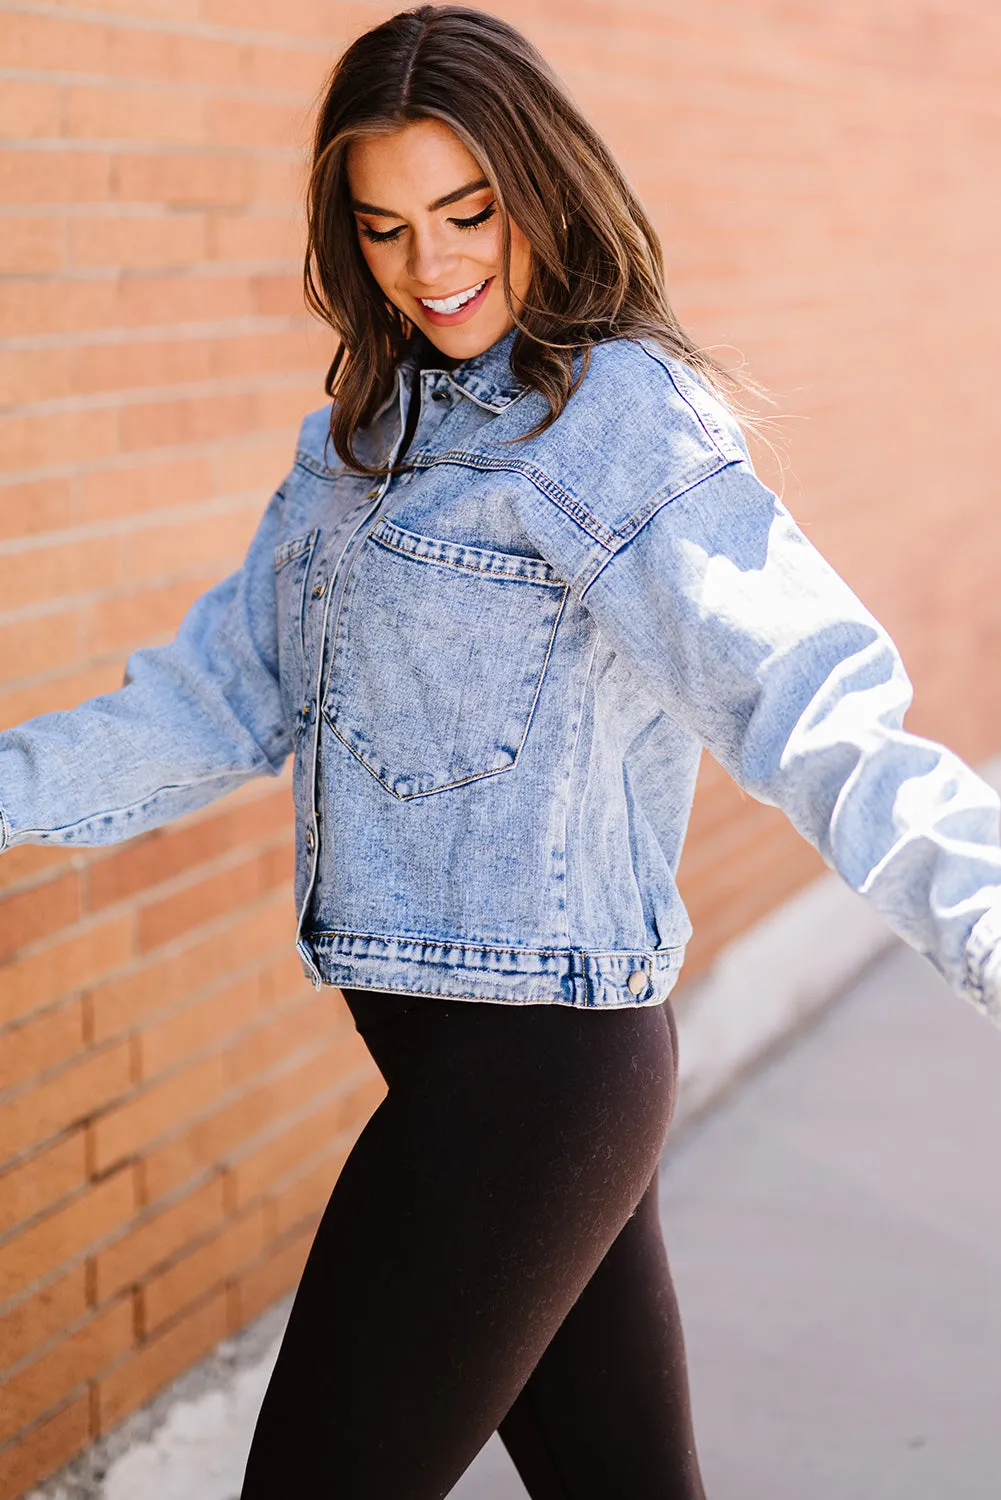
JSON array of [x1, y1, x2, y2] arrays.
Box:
[[574, 337, 748, 466], [513, 337, 750, 531]]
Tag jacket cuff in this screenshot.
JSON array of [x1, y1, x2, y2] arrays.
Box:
[[964, 902, 1001, 1021]]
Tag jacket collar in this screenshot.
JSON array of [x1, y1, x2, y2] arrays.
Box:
[[372, 326, 527, 422], [445, 326, 527, 412]]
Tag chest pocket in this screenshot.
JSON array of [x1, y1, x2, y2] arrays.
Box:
[[273, 528, 319, 739], [323, 517, 568, 799]]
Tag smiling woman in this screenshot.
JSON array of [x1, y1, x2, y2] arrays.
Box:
[[346, 119, 533, 350], [5, 2, 1001, 1498], [302, 2, 761, 474], [346, 126, 533, 349]]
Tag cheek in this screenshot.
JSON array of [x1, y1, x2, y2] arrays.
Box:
[[508, 224, 532, 293]]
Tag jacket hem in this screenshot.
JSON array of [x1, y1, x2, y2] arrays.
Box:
[[303, 928, 685, 1009]]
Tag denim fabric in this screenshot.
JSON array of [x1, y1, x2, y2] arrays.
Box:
[[3, 328, 1001, 1017]]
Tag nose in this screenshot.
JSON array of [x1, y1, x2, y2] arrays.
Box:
[[407, 222, 458, 290]]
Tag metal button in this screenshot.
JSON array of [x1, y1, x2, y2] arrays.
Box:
[[311, 578, 326, 599], [366, 488, 380, 499], [301, 700, 312, 720], [626, 970, 648, 996], [305, 826, 315, 853]]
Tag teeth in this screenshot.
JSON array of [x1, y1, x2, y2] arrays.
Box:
[[419, 279, 487, 314]]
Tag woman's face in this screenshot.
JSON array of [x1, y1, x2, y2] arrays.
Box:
[[346, 118, 532, 362]]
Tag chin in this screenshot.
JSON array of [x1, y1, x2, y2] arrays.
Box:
[[420, 320, 511, 361]]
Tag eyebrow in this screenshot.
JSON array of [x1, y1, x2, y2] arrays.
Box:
[[350, 177, 491, 219]]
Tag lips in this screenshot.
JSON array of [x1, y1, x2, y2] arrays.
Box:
[[419, 279, 488, 314], [415, 276, 494, 327]]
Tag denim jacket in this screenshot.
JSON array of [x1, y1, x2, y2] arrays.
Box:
[[3, 328, 1001, 1017]]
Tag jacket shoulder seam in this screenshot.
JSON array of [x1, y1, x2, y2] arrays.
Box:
[[578, 454, 745, 600], [635, 343, 744, 463]]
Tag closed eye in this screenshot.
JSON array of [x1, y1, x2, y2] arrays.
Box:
[[359, 202, 497, 244], [449, 203, 497, 232]]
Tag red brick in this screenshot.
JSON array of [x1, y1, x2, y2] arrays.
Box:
[[0, 1168, 134, 1302], [0, 1392, 91, 1500], [223, 988, 348, 1088], [142, 1203, 266, 1335], [0, 1297, 132, 1444], [0, 477, 74, 541], [136, 850, 289, 953], [0, 1268, 88, 1374], [0, 215, 65, 277], [227, 1069, 381, 1211], [77, 453, 214, 524], [90, 1051, 228, 1177], [0, 871, 81, 965], [264, 1128, 362, 1242], [0, 914, 134, 1028], [0, 1135, 87, 1239], [87, 894, 291, 1041], [141, 1034, 369, 1204], [96, 1287, 228, 1434], [0, 607, 84, 684], [93, 1176, 225, 1302], [0, 1041, 132, 1168], [80, 574, 212, 658], [87, 788, 292, 912], [139, 974, 265, 1081], [0, 660, 126, 736], [64, 82, 205, 144], [230, 1222, 314, 1330], [0, 998, 85, 1094]]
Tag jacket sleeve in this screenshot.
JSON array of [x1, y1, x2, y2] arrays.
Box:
[[577, 456, 1001, 1024], [0, 477, 293, 854]]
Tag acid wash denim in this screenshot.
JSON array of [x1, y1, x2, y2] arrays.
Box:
[[3, 326, 1001, 1017]]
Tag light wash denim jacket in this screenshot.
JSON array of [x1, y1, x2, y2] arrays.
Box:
[[4, 328, 1001, 1016]]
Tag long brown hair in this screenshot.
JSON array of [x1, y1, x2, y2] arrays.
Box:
[[304, 4, 766, 475]]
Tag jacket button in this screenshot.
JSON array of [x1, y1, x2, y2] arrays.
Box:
[[305, 827, 315, 853], [311, 578, 326, 599], [626, 970, 648, 996]]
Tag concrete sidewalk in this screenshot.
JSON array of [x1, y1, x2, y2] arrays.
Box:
[[453, 941, 1001, 1498]]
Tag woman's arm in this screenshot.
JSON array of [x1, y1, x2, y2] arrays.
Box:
[[577, 458, 1001, 1023], [0, 479, 293, 853]]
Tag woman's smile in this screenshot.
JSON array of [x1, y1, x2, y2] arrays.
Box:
[[416, 275, 494, 325]]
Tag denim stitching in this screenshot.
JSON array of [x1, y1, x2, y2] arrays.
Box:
[[406, 451, 617, 549]]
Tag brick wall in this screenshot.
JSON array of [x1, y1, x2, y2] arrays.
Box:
[[2, 0, 1000, 1492]]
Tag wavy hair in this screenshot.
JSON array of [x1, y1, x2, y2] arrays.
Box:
[[304, 4, 768, 475]]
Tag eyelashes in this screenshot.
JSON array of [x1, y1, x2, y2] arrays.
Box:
[[360, 202, 497, 245]]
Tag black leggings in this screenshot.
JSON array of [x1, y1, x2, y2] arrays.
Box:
[[239, 987, 706, 1499]]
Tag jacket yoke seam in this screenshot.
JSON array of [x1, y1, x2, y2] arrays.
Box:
[[406, 451, 617, 549]]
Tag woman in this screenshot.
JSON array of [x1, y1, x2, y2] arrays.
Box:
[[4, 6, 1001, 1497]]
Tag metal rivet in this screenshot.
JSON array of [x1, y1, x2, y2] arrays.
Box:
[[626, 970, 647, 996]]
